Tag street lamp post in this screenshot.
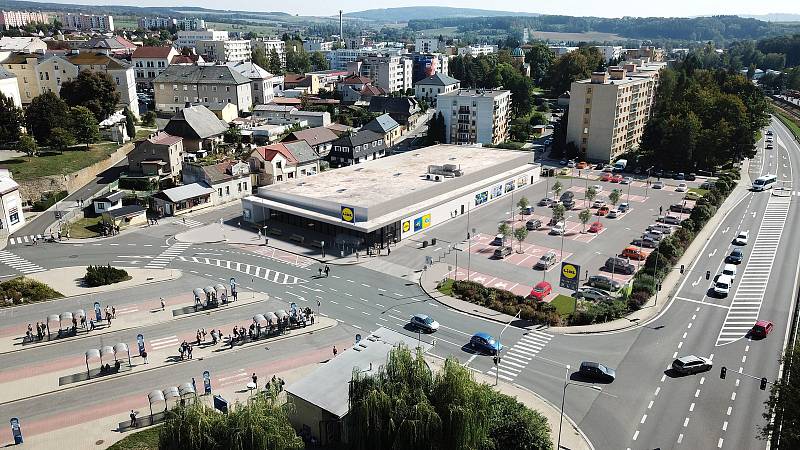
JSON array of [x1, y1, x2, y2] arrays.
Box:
[[558, 373, 602, 450], [262, 226, 268, 246], [495, 310, 521, 386], [644, 166, 654, 199]]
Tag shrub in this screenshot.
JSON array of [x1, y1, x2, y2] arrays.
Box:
[[450, 279, 562, 325], [32, 190, 68, 212], [84, 265, 131, 287], [0, 277, 63, 305]]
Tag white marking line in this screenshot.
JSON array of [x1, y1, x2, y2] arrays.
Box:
[[640, 414, 647, 424], [683, 417, 690, 427], [632, 431, 639, 441]]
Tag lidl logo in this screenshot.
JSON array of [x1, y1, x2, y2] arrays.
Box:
[[402, 221, 411, 233], [562, 264, 577, 279], [422, 214, 431, 229], [341, 206, 355, 223]]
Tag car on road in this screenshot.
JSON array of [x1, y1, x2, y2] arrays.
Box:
[[589, 221, 604, 233], [594, 163, 604, 170], [587, 275, 622, 292], [670, 204, 692, 213], [684, 191, 703, 201], [767, 130, 773, 136], [726, 248, 744, 264], [550, 222, 566, 235], [621, 246, 647, 260], [528, 281, 553, 301], [576, 161, 588, 169], [621, 176, 633, 184], [469, 332, 502, 355], [493, 246, 512, 259], [713, 274, 733, 297], [578, 361, 616, 383], [631, 237, 658, 248], [672, 355, 713, 374], [567, 160, 576, 168], [610, 174, 623, 183], [766, 137, 773, 143], [604, 257, 636, 275], [603, 165, 615, 172], [522, 205, 534, 215], [664, 170, 675, 178], [733, 230, 749, 245], [575, 286, 614, 301], [538, 197, 553, 206], [560, 160, 568, 166], [676, 183, 688, 192], [674, 173, 685, 180], [526, 219, 542, 231], [618, 202, 630, 212], [766, 144, 774, 149], [722, 263, 737, 279], [653, 181, 664, 189], [607, 209, 621, 219], [597, 206, 610, 216], [493, 234, 506, 245], [410, 314, 439, 332], [750, 320, 774, 338], [592, 200, 606, 208], [657, 215, 682, 225], [700, 181, 716, 189], [535, 251, 558, 270], [600, 172, 612, 182]]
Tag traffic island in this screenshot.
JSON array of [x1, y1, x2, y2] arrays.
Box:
[[26, 266, 181, 298]]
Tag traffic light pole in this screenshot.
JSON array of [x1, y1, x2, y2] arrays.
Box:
[[720, 366, 771, 390]]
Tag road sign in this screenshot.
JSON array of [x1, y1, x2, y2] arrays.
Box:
[[213, 395, 228, 413], [559, 262, 580, 290], [136, 334, 145, 356], [203, 370, 212, 394]]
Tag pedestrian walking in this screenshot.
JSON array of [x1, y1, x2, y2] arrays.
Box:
[[89, 319, 95, 331], [659, 205, 663, 215], [332, 345, 337, 357], [129, 410, 137, 428], [324, 265, 330, 277], [202, 328, 207, 341], [141, 350, 148, 364], [252, 373, 258, 385], [319, 267, 323, 277], [229, 335, 235, 349], [196, 330, 202, 345], [111, 306, 116, 319], [160, 297, 166, 311], [192, 377, 196, 392], [187, 345, 193, 360]]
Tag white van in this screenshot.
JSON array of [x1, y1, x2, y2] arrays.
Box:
[[714, 274, 733, 297], [722, 264, 737, 279], [753, 174, 777, 191]]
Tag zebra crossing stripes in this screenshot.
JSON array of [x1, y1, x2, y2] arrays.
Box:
[[149, 335, 179, 351], [716, 198, 790, 346], [175, 255, 304, 285], [145, 242, 192, 269], [0, 250, 46, 274], [485, 330, 553, 381], [180, 218, 204, 228], [6, 235, 43, 245]]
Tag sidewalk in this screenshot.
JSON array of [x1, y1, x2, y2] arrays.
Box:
[[420, 163, 753, 335], [26, 266, 180, 298]]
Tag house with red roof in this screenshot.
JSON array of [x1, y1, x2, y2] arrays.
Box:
[[336, 74, 387, 104], [128, 131, 184, 182], [131, 46, 179, 90], [249, 141, 320, 186]]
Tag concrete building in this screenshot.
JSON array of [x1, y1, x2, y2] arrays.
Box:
[[0, 36, 47, 53], [0, 169, 25, 237], [457, 44, 497, 57], [132, 46, 180, 90], [248, 141, 320, 186], [325, 47, 403, 71], [336, 74, 386, 103], [60, 13, 114, 32], [437, 89, 511, 145], [596, 45, 623, 62], [152, 183, 214, 216], [251, 39, 285, 68], [0, 10, 48, 30], [415, 37, 442, 53], [0, 67, 21, 106], [407, 52, 449, 84], [176, 18, 206, 31], [252, 104, 297, 122], [303, 39, 333, 52], [356, 54, 413, 93], [226, 61, 275, 104], [624, 46, 665, 62], [415, 72, 459, 107], [182, 160, 251, 205], [566, 63, 665, 162], [281, 127, 339, 159], [153, 64, 252, 115], [196, 39, 251, 63], [92, 190, 125, 214], [162, 105, 229, 152], [67, 52, 139, 117], [175, 29, 228, 49], [362, 113, 401, 148], [329, 130, 386, 167], [81, 36, 137, 56], [548, 46, 578, 57], [137, 17, 176, 30], [241, 145, 540, 249], [128, 131, 184, 181], [0, 53, 40, 104]]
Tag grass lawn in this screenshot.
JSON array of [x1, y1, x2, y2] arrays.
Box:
[[688, 187, 708, 198], [69, 216, 104, 239], [550, 294, 577, 316], [774, 110, 800, 140], [106, 426, 160, 450], [438, 278, 454, 297]]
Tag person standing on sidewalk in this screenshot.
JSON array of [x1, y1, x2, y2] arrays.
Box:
[[252, 373, 258, 386], [160, 297, 166, 311], [129, 410, 137, 428], [333, 345, 338, 357], [141, 350, 148, 364]]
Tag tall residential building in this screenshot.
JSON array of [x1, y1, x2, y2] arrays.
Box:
[[153, 64, 252, 115], [303, 39, 333, 52], [436, 89, 511, 145], [407, 52, 449, 84], [596, 45, 623, 62], [325, 47, 403, 71], [175, 29, 227, 49], [457, 44, 497, 57], [176, 18, 205, 31], [357, 54, 412, 93], [415, 38, 442, 53], [137, 17, 176, 29], [226, 61, 276, 104], [196, 39, 251, 63], [0, 10, 48, 30], [566, 63, 666, 162], [251, 39, 286, 68], [60, 13, 114, 32], [132, 46, 180, 89]]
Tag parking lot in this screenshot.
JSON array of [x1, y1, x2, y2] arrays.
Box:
[[402, 162, 712, 302]]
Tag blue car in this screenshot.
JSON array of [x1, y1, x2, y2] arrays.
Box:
[[469, 332, 502, 355]]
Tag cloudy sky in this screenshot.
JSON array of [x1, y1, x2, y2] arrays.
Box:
[[28, 0, 797, 18]]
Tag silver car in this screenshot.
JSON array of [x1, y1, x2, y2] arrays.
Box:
[[672, 355, 712, 374], [410, 314, 439, 332], [575, 287, 613, 301]]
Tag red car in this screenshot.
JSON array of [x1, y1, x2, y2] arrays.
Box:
[[597, 206, 610, 216], [588, 221, 604, 233], [750, 320, 774, 338], [610, 174, 623, 183], [528, 281, 553, 301], [600, 173, 612, 182]]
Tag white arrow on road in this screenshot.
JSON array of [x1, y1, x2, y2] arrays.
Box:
[[752, 212, 757, 217], [722, 226, 730, 234], [495, 282, 508, 289], [708, 249, 717, 258], [692, 276, 702, 287]]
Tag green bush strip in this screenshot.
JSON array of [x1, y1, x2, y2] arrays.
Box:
[[0, 277, 63, 307], [85, 265, 131, 287]]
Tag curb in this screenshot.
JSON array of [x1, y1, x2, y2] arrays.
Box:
[[180, 237, 374, 266], [0, 318, 338, 407], [512, 382, 596, 450]]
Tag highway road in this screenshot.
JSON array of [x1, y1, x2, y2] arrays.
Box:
[[0, 118, 797, 448]]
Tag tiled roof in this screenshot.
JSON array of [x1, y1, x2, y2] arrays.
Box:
[[147, 131, 182, 146], [253, 143, 298, 164], [333, 129, 384, 147], [363, 113, 399, 134], [163, 105, 228, 140], [132, 46, 175, 59], [153, 64, 251, 85], [282, 126, 338, 147], [156, 183, 214, 203], [254, 141, 319, 165], [253, 104, 297, 112], [340, 75, 371, 85], [283, 73, 306, 84], [170, 54, 203, 64], [226, 61, 272, 80], [85, 36, 137, 50], [360, 85, 386, 97], [415, 72, 460, 87], [368, 96, 420, 115], [0, 52, 39, 64], [67, 53, 130, 70]]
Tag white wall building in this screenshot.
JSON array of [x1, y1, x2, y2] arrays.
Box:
[[137, 17, 176, 29], [251, 39, 286, 68], [0, 169, 25, 236], [197, 39, 251, 63], [415, 38, 442, 53], [457, 45, 497, 57], [0, 67, 21, 107], [226, 61, 275, 104], [60, 13, 114, 32], [303, 39, 333, 52], [325, 47, 403, 71], [437, 89, 511, 145], [0, 10, 48, 30], [132, 46, 180, 89], [596, 45, 623, 62], [176, 18, 206, 31], [176, 29, 228, 49], [358, 54, 412, 93]]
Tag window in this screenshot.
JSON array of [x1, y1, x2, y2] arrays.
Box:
[[277, 175, 283, 181], [97, 203, 105, 210], [237, 183, 242, 192], [183, 85, 188, 91], [218, 188, 222, 197], [174, 96, 179, 102], [8, 208, 19, 225], [243, 182, 248, 190], [288, 172, 294, 178], [276, 161, 282, 169], [225, 186, 230, 195]]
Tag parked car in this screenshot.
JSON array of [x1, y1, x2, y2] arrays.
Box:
[[750, 320, 774, 338], [733, 231, 749, 245], [657, 215, 682, 225], [575, 286, 614, 301], [591, 184, 603, 193], [610, 174, 623, 183], [685, 191, 703, 201], [589, 221, 604, 233], [493, 246, 512, 259], [526, 219, 542, 231], [592, 200, 607, 208], [674, 172, 685, 180], [685, 173, 697, 181], [594, 163, 604, 170], [578, 361, 616, 383], [469, 332, 502, 355], [538, 198, 554, 207], [621, 246, 647, 260], [670, 204, 692, 213], [410, 314, 439, 332], [587, 275, 622, 292], [664, 170, 675, 178], [522, 205, 534, 215], [604, 257, 635, 275], [607, 209, 621, 219], [766, 144, 774, 149], [700, 181, 716, 189], [653, 181, 664, 189], [493, 234, 506, 245], [597, 206, 610, 216], [621, 176, 633, 184], [643, 230, 664, 242], [631, 237, 658, 248], [676, 183, 688, 192], [672, 355, 713, 374], [550, 222, 566, 235], [726, 248, 744, 264], [618, 202, 630, 212], [535, 252, 558, 271], [648, 223, 673, 235], [528, 281, 553, 301], [567, 160, 576, 168], [767, 130, 773, 136], [576, 161, 588, 169], [722, 263, 737, 279], [600, 172, 612, 182]]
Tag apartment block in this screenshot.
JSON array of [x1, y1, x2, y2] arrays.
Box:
[[60, 13, 114, 32], [197, 39, 251, 63], [596, 45, 623, 62], [436, 89, 511, 145], [357, 54, 412, 93], [457, 44, 497, 57], [251, 39, 285, 68], [325, 47, 403, 71], [226, 61, 276, 104], [414, 38, 442, 53], [137, 17, 176, 29], [407, 52, 449, 84], [566, 63, 666, 162], [153, 64, 252, 115], [176, 18, 205, 31], [175, 29, 227, 49], [132, 46, 179, 89], [0, 10, 48, 30], [548, 46, 578, 57], [303, 39, 333, 52]]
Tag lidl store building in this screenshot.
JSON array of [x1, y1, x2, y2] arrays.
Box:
[[241, 144, 540, 249]]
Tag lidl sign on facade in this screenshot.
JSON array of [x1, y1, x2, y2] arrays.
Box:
[[559, 262, 580, 290], [340, 206, 355, 223]]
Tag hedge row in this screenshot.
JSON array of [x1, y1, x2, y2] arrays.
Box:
[[447, 280, 563, 326], [0, 277, 63, 306], [84, 265, 131, 287]]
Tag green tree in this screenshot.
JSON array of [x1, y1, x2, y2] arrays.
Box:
[[267, 48, 283, 74], [513, 226, 528, 253], [48, 127, 76, 154], [585, 186, 597, 209], [124, 108, 136, 139], [69, 106, 100, 148], [310, 51, 329, 71], [525, 41, 554, 85], [551, 180, 563, 200], [141, 111, 156, 127], [498, 222, 512, 245], [551, 203, 566, 224], [25, 92, 70, 145], [761, 341, 800, 447], [546, 46, 603, 96], [16, 134, 38, 156], [285, 48, 311, 73], [517, 197, 530, 220], [251, 46, 269, 70], [0, 92, 23, 144], [578, 208, 592, 233], [224, 126, 242, 147], [609, 188, 622, 209], [60, 70, 120, 122]]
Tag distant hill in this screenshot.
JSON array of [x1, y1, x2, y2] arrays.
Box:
[[346, 7, 539, 22], [740, 13, 800, 23]]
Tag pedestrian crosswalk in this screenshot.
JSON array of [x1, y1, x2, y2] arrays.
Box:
[[485, 329, 553, 382], [145, 242, 192, 269], [716, 197, 790, 346], [179, 218, 204, 228], [175, 255, 305, 285], [114, 306, 139, 315], [0, 250, 46, 274], [218, 369, 250, 387], [6, 235, 44, 246], [149, 335, 179, 351]]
